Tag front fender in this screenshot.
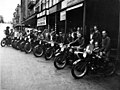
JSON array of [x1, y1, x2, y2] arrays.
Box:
[[55, 52, 61, 57], [73, 59, 82, 65]]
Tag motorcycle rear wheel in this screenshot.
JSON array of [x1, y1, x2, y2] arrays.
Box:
[[71, 61, 87, 79], [104, 62, 115, 76], [54, 55, 67, 69]]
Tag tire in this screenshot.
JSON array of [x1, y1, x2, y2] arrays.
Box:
[[104, 62, 115, 76], [11, 40, 15, 48], [54, 55, 67, 69], [14, 40, 18, 49], [1, 39, 6, 47], [24, 42, 32, 54], [45, 48, 54, 60], [71, 61, 87, 79], [19, 41, 25, 51], [33, 45, 44, 57], [16, 41, 20, 50]]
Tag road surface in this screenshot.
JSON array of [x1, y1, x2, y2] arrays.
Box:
[[0, 46, 120, 90]]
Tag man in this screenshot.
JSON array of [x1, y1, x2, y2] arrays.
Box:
[[101, 30, 111, 57], [70, 33, 85, 47], [4, 26, 10, 38], [92, 26, 102, 45], [10, 29, 14, 40]]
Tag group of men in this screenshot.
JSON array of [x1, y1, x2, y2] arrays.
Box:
[[89, 26, 111, 57], [4, 25, 111, 57]]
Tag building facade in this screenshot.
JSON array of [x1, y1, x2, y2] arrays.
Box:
[[13, 4, 22, 28], [20, 0, 120, 61]]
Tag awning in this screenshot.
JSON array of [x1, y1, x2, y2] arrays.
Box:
[[22, 14, 37, 28]]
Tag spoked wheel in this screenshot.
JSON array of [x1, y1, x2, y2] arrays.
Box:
[[71, 61, 87, 79], [14, 40, 18, 49], [16, 41, 20, 50], [104, 62, 115, 76], [24, 42, 32, 54], [20, 42, 25, 51], [45, 48, 54, 60], [54, 55, 67, 69], [33, 45, 44, 57], [1, 39, 6, 47]]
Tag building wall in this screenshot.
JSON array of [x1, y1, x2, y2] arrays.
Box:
[[13, 4, 22, 26], [21, 0, 28, 22]]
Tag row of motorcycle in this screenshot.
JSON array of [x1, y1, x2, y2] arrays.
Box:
[[1, 35, 116, 79]]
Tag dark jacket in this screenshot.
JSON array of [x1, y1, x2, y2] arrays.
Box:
[[70, 37, 85, 47], [101, 36, 111, 52], [5, 30, 9, 36], [92, 31, 102, 44]]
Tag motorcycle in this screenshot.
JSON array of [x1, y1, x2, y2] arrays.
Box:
[[44, 41, 60, 60], [19, 35, 29, 51], [71, 46, 115, 79], [54, 43, 76, 69], [1, 36, 12, 47], [33, 39, 51, 57], [24, 37, 39, 54]]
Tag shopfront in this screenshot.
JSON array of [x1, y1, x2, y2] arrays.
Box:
[[37, 10, 48, 31], [67, 4, 84, 33], [56, 0, 67, 34], [23, 14, 37, 28], [48, 5, 58, 33], [65, 0, 84, 33]]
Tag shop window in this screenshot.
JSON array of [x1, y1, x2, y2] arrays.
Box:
[[49, 0, 52, 7], [53, 0, 56, 5], [46, 0, 49, 9]]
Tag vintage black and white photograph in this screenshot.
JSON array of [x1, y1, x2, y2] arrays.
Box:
[[0, 0, 120, 90]]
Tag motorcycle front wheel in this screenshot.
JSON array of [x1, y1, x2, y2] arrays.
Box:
[[54, 55, 67, 69], [45, 48, 54, 60], [1, 39, 6, 47], [33, 45, 44, 57], [71, 61, 87, 79], [19, 41, 25, 51], [16, 41, 20, 50], [24, 42, 32, 54], [104, 62, 115, 76]]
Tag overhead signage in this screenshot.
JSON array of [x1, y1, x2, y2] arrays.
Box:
[[67, 0, 84, 7], [37, 10, 46, 18], [67, 3, 83, 11], [61, 0, 67, 9], [49, 6, 57, 14], [37, 16, 46, 26], [60, 11, 66, 21]]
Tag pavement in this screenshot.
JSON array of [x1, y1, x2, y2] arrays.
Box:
[[0, 46, 120, 90]]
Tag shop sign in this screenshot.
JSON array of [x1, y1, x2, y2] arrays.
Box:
[[37, 10, 46, 18], [67, 0, 84, 7], [49, 6, 57, 14], [60, 11, 66, 21], [61, 0, 67, 9], [37, 16, 46, 26]]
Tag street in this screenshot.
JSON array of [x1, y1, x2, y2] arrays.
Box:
[[0, 46, 120, 90]]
